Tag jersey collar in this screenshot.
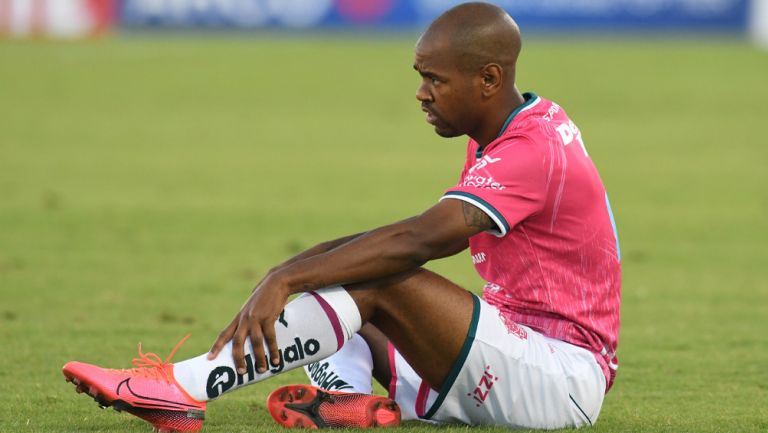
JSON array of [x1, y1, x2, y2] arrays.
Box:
[[476, 92, 540, 159]]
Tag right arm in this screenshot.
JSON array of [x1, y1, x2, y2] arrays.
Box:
[[274, 217, 469, 274], [210, 199, 491, 371], [271, 232, 365, 272], [208, 200, 486, 373]]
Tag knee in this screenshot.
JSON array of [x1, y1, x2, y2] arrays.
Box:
[[348, 268, 427, 293], [343, 268, 429, 318]]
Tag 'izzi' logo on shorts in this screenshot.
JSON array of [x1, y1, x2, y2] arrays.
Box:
[[467, 365, 499, 408]]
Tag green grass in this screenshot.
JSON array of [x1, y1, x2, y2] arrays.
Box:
[[1, 36, 767, 432]]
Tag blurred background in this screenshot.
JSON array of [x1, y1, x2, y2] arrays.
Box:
[[1, 0, 768, 39], [1, 1, 767, 432]]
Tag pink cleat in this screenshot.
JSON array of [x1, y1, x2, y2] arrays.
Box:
[[267, 384, 400, 429], [63, 335, 205, 432]]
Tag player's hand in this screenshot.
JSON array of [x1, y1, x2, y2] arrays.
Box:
[[207, 274, 289, 375]]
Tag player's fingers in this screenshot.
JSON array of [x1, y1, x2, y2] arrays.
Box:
[[249, 325, 267, 374], [208, 315, 239, 360], [262, 319, 280, 367], [231, 325, 249, 375]]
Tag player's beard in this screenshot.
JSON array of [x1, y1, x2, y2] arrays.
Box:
[[432, 118, 462, 138], [426, 108, 461, 138]]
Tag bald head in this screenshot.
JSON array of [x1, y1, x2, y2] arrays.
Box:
[[420, 2, 521, 76], [413, 3, 525, 145]]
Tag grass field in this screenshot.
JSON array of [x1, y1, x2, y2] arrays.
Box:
[[0, 35, 767, 432]]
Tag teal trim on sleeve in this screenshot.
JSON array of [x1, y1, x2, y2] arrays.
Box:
[[442, 191, 510, 235], [421, 295, 481, 420]]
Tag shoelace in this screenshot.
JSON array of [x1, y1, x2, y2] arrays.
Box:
[[111, 334, 191, 382]]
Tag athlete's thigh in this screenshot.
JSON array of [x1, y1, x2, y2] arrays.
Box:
[[346, 268, 474, 392]]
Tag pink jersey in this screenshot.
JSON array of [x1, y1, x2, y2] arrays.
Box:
[[441, 93, 621, 390]]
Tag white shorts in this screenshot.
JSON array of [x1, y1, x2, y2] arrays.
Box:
[[387, 295, 606, 429]]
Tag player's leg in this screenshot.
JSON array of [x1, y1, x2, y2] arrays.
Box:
[[62, 286, 368, 432], [62, 268, 474, 431], [302, 324, 386, 394], [311, 324, 431, 422], [176, 267, 472, 400], [268, 268, 475, 427], [374, 295, 607, 429], [345, 268, 475, 392], [358, 323, 393, 390], [304, 332, 375, 393], [306, 272, 606, 429], [298, 270, 473, 419]]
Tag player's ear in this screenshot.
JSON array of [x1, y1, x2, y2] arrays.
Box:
[[480, 63, 503, 97]]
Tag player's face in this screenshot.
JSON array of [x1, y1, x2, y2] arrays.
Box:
[[413, 36, 482, 138]]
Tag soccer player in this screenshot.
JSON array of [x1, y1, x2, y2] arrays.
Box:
[[63, 2, 621, 431]]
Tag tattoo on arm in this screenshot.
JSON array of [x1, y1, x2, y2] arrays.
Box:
[[461, 201, 495, 231]]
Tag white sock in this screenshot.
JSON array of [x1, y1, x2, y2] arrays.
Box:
[[304, 333, 373, 394], [173, 286, 361, 401]]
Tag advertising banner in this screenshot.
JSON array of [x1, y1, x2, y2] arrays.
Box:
[[118, 0, 749, 31], [0, 0, 116, 38]]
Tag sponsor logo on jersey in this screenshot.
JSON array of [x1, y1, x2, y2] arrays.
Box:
[[484, 282, 502, 293], [556, 120, 588, 156], [468, 155, 501, 173], [471, 252, 487, 265], [542, 102, 561, 122], [306, 361, 354, 391], [462, 174, 505, 190], [464, 155, 505, 190]]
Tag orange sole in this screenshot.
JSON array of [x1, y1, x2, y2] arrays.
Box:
[[267, 384, 400, 429]]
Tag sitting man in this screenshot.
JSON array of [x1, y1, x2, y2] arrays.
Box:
[[63, 2, 621, 431]]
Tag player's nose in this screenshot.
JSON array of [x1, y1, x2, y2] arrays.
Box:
[[415, 82, 432, 103]]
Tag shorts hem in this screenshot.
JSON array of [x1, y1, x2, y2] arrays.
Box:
[[419, 293, 481, 420]]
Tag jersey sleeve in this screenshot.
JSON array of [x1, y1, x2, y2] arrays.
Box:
[[440, 137, 547, 237]]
